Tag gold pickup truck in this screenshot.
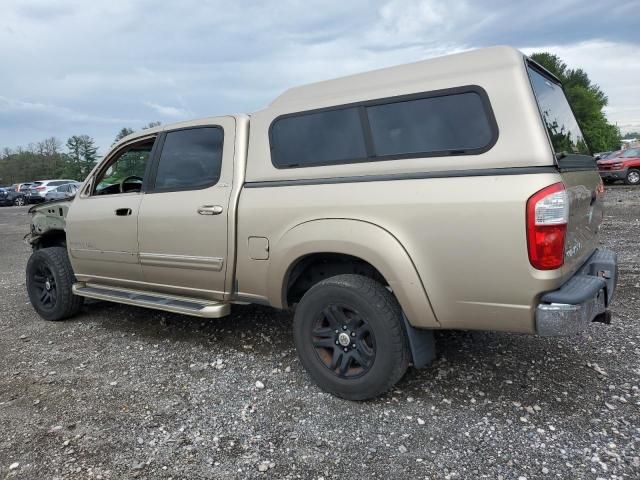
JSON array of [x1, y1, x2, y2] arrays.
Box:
[[26, 46, 617, 400]]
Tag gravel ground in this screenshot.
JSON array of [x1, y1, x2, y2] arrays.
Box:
[[0, 187, 638, 480]]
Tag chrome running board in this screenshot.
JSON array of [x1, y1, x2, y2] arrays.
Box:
[[72, 282, 230, 318]]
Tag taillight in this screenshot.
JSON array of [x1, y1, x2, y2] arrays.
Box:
[[526, 182, 568, 270], [36, 186, 46, 191]]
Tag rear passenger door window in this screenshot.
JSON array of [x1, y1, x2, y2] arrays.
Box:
[[152, 127, 224, 191]]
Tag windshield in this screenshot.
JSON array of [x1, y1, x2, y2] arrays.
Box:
[[527, 64, 590, 156], [621, 148, 640, 158]]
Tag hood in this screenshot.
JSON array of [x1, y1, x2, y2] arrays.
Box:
[[597, 159, 623, 166]]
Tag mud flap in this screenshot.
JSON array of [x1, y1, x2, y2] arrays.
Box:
[[402, 314, 436, 368]]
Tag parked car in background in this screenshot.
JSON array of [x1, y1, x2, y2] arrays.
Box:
[[594, 151, 611, 160], [44, 182, 81, 201], [0, 187, 12, 206], [16, 182, 34, 191], [596, 151, 621, 163], [598, 148, 640, 185], [0, 186, 27, 206], [26, 179, 78, 203]]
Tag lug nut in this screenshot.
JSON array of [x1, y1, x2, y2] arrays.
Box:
[[342, 325, 347, 330], [335, 329, 339, 334], [352, 344, 356, 348], [335, 340, 339, 345], [343, 347, 348, 352], [351, 332, 356, 337]]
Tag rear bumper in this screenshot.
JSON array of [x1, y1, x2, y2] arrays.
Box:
[[536, 249, 618, 336], [27, 193, 46, 203]]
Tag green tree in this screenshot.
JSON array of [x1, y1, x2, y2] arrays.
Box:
[[0, 138, 69, 184], [142, 121, 161, 130], [112, 127, 135, 146], [65, 135, 98, 180], [530, 53, 621, 152]]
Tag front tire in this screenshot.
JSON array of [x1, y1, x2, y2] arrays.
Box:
[[625, 169, 640, 185], [293, 274, 410, 400], [26, 247, 83, 321]]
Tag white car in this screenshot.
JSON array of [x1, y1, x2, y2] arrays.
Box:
[[44, 182, 81, 201], [27, 179, 78, 203]]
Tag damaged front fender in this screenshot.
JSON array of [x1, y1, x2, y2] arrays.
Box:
[[26, 199, 72, 247]]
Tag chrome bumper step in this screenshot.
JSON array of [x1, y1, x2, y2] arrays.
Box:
[[72, 283, 230, 318]]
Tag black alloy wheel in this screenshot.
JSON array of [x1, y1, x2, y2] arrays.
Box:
[[26, 247, 83, 321], [311, 304, 376, 378], [293, 274, 410, 400], [31, 261, 57, 311]]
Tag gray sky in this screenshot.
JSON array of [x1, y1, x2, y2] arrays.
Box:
[[1, 0, 638, 155]]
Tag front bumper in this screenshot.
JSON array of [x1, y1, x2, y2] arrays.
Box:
[[536, 249, 618, 336], [599, 169, 627, 181]]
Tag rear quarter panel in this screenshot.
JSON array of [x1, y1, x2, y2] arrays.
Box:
[[236, 171, 567, 333]]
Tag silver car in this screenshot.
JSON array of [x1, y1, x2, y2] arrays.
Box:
[[28, 179, 78, 203], [44, 182, 81, 201]]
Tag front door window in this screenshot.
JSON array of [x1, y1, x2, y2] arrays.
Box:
[[94, 139, 154, 195]]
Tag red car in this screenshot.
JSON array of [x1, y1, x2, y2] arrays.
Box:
[[598, 148, 640, 185]]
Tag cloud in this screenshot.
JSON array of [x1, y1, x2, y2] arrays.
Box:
[[0, 0, 638, 153], [0, 95, 133, 124], [144, 102, 192, 118], [15, 1, 75, 21]]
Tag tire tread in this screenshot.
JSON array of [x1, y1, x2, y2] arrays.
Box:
[[26, 247, 83, 321], [295, 274, 410, 400]]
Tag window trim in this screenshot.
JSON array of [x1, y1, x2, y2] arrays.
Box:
[[268, 85, 499, 169], [146, 125, 225, 194]]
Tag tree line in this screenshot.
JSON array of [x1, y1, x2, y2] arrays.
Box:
[[0, 122, 161, 185], [530, 53, 621, 153]]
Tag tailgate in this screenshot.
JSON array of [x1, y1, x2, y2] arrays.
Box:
[[526, 59, 604, 279], [560, 168, 603, 277]]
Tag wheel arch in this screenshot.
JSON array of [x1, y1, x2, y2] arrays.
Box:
[[267, 218, 440, 328], [31, 229, 67, 250]]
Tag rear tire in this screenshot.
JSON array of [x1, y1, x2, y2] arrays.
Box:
[[14, 196, 25, 206], [26, 247, 83, 321], [293, 274, 410, 400], [625, 169, 640, 185]]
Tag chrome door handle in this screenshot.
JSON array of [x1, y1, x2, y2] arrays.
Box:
[[197, 205, 223, 215]]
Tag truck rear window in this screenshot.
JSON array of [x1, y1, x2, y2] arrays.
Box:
[[270, 87, 497, 168], [527, 64, 590, 157]]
